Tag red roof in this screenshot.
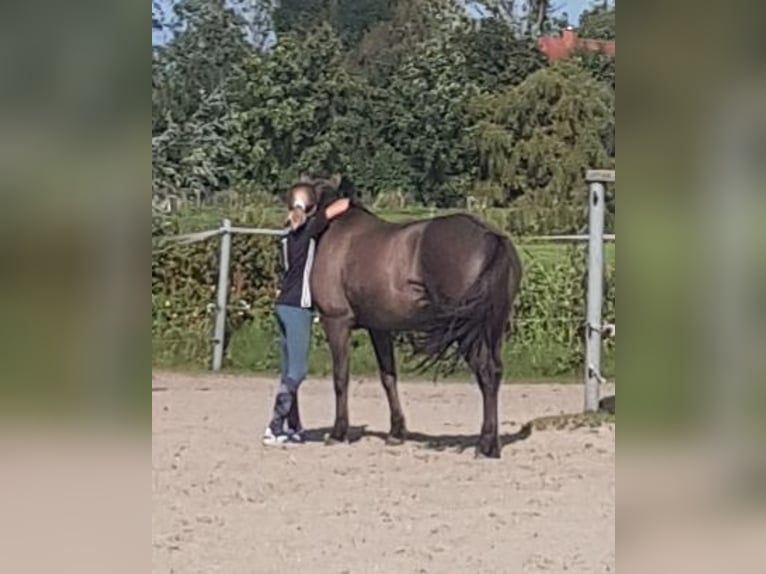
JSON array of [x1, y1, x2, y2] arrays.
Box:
[[537, 29, 615, 62]]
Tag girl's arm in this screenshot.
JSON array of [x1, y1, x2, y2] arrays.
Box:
[[304, 198, 351, 238]]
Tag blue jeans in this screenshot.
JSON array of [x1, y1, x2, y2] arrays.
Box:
[[275, 304, 313, 393]]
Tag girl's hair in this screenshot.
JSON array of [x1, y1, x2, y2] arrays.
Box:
[[286, 183, 317, 211], [286, 183, 318, 230]]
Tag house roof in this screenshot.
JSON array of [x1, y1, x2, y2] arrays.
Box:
[[537, 28, 615, 62]]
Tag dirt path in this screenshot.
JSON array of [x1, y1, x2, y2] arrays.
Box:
[[152, 372, 614, 574]]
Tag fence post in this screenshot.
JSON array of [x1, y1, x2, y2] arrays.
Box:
[[584, 170, 614, 411], [212, 219, 232, 371]]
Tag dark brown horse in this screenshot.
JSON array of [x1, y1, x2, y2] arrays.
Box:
[[299, 177, 522, 458]]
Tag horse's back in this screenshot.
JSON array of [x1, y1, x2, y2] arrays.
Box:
[[311, 209, 517, 331]]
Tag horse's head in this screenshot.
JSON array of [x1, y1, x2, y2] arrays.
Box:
[[296, 173, 344, 208], [286, 173, 349, 229]]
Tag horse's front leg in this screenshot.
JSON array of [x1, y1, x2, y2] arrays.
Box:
[[322, 316, 352, 443]]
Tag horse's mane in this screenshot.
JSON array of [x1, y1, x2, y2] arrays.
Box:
[[302, 174, 374, 216]]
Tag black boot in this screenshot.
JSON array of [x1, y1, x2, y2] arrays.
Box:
[[268, 392, 294, 436]]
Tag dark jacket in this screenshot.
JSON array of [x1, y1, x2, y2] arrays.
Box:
[[276, 210, 330, 309]]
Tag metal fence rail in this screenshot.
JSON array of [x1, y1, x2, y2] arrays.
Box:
[[157, 169, 616, 412]]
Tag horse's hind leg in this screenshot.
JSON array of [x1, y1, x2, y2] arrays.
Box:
[[369, 329, 406, 444], [322, 316, 352, 443], [468, 343, 503, 458]]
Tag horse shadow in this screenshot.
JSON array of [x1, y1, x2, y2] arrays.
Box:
[[302, 423, 533, 454]]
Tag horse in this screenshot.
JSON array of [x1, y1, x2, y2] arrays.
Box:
[[295, 176, 523, 458]]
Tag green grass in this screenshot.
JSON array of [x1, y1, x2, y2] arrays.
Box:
[[154, 326, 615, 383]]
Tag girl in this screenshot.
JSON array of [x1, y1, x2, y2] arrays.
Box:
[[263, 183, 350, 445]]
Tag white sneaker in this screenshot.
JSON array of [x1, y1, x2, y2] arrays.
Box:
[[262, 427, 288, 446]]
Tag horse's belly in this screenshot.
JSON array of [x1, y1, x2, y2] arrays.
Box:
[[349, 283, 429, 331]]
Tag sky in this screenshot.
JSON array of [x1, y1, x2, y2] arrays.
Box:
[[466, 1, 598, 23], [561, 0, 597, 22]]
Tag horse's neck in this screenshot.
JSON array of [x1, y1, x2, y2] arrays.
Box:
[[348, 206, 387, 227]]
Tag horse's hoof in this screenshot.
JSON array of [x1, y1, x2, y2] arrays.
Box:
[[323, 433, 345, 446], [475, 441, 501, 459], [475, 449, 501, 460], [385, 435, 405, 446]]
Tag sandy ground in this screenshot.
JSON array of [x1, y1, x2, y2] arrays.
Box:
[[152, 372, 614, 574]]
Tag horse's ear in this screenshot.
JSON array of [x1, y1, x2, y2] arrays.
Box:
[[298, 173, 313, 184], [329, 174, 342, 190]]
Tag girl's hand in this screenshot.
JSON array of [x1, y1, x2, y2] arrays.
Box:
[[288, 207, 307, 229], [325, 198, 351, 219]]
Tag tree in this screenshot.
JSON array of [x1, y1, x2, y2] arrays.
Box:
[[151, 0, 617, 209], [380, 32, 480, 205], [152, 1, 257, 200], [572, 3, 615, 147], [459, 17, 546, 91], [578, 2, 615, 40], [469, 62, 614, 207], [230, 25, 373, 189], [573, 50, 615, 92], [234, 0, 277, 50], [155, 0, 251, 125], [152, 1, 164, 30], [273, 0, 392, 47], [273, 0, 327, 36], [334, 0, 393, 46], [153, 88, 244, 204], [472, 0, 563, 38], [349, 0, 468, 84]]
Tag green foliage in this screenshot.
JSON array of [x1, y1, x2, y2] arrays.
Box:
[[348, 0, 465, 82], [152, 1, 617, 208], [334, 0, 393, 46], [274, 0, 393, 47], [470, 62, 614, 207], [573, 50, 615, 92], [273, 0, 327, 36], [153, 0, 250, 127], [473, 1, 562, 38], [378, 32, 479, 205], [232, 24, 372, 187], [572, 1, 616, 91], [152, 209, 282, 368], [578, 3, 615, 41], [459, 18, 547, 91]]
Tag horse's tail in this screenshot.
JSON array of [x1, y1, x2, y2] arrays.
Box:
[[411, 231, 521, 373]]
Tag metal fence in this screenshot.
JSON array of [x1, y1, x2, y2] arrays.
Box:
[[161, 169, 616, 412], [583, 169, 615, 411]]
